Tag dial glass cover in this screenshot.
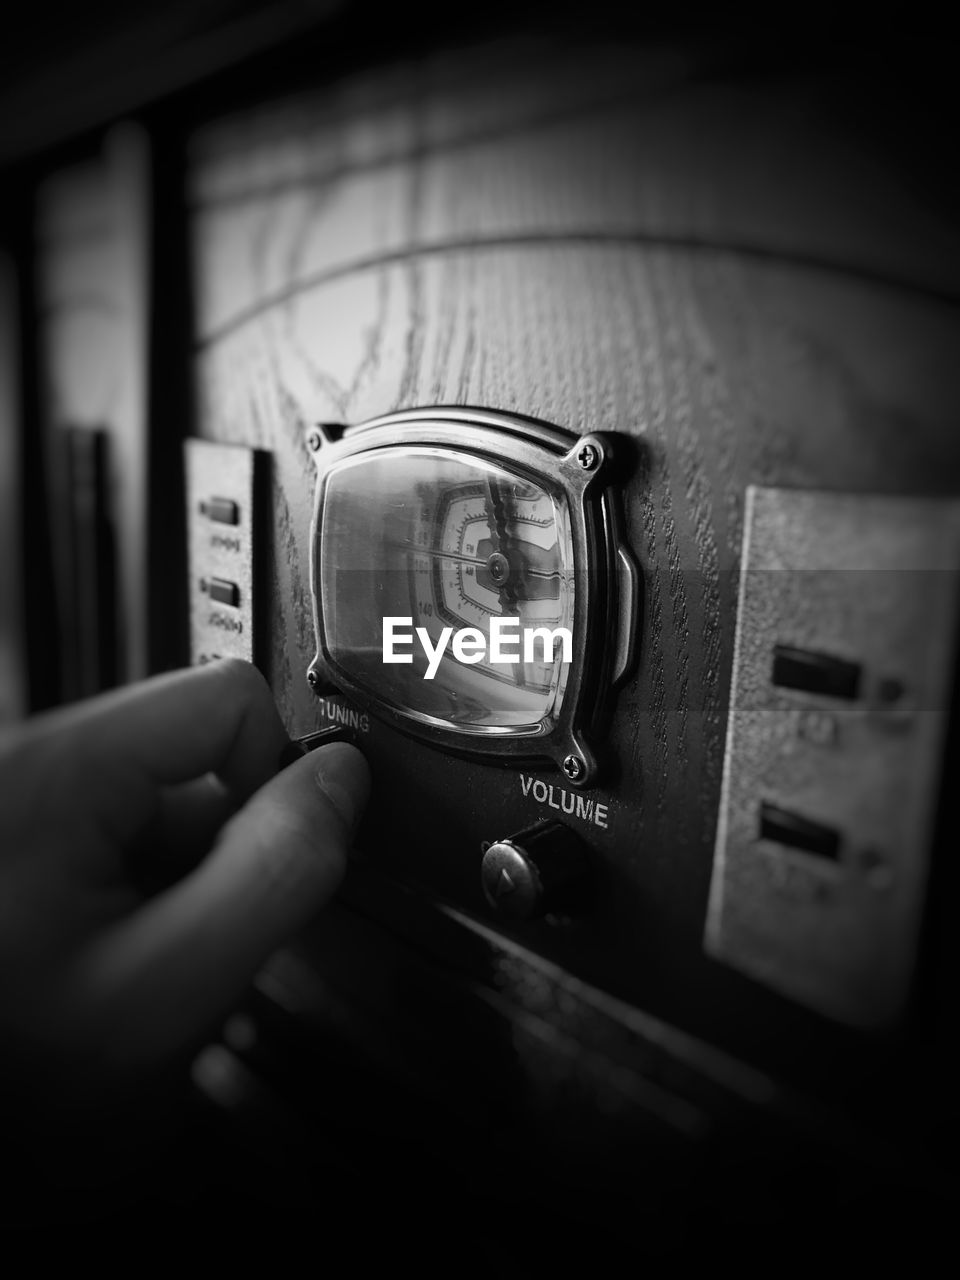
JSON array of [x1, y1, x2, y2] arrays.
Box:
[[318, 447, 574, 733]]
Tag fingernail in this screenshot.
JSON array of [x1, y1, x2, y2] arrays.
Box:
[[277, 740, 306, 772], [313, 741, 371, 837]]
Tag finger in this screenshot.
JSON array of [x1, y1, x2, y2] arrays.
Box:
[[24, 659, 289, 801], [127, 775, 237, 894], [16, 661, 291, 851], [68, 741, 371, 1073]]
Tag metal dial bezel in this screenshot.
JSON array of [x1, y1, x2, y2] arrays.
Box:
[[306, 406, 636, 787]]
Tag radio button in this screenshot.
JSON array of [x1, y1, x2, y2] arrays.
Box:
[[208, 577, 240, 607], [201, 496, 240, 525]]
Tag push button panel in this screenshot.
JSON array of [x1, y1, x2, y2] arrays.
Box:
[[185, 439, 265, 667], [705, 486, 960, 1030]]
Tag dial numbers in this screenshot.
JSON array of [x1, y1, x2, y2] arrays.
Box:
[[415, 482, 569, 693]]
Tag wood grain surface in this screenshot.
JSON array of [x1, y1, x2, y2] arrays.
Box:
[[187, 38, 960, 1094]]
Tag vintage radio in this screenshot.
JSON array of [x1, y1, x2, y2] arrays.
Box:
[[4, 11, 959, 1247]]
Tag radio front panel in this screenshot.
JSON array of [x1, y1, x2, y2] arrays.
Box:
[[185, 44, 960, 1092]]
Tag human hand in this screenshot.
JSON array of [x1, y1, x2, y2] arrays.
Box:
[[0, 659, 370, 1110]]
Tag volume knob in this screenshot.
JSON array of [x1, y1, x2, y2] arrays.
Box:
[[480, 820, 592, 921]]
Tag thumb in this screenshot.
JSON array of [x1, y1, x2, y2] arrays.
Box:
[[70, 741, 371, 1074]]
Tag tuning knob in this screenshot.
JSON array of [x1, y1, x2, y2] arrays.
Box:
[[480, 820, 592, 921]]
